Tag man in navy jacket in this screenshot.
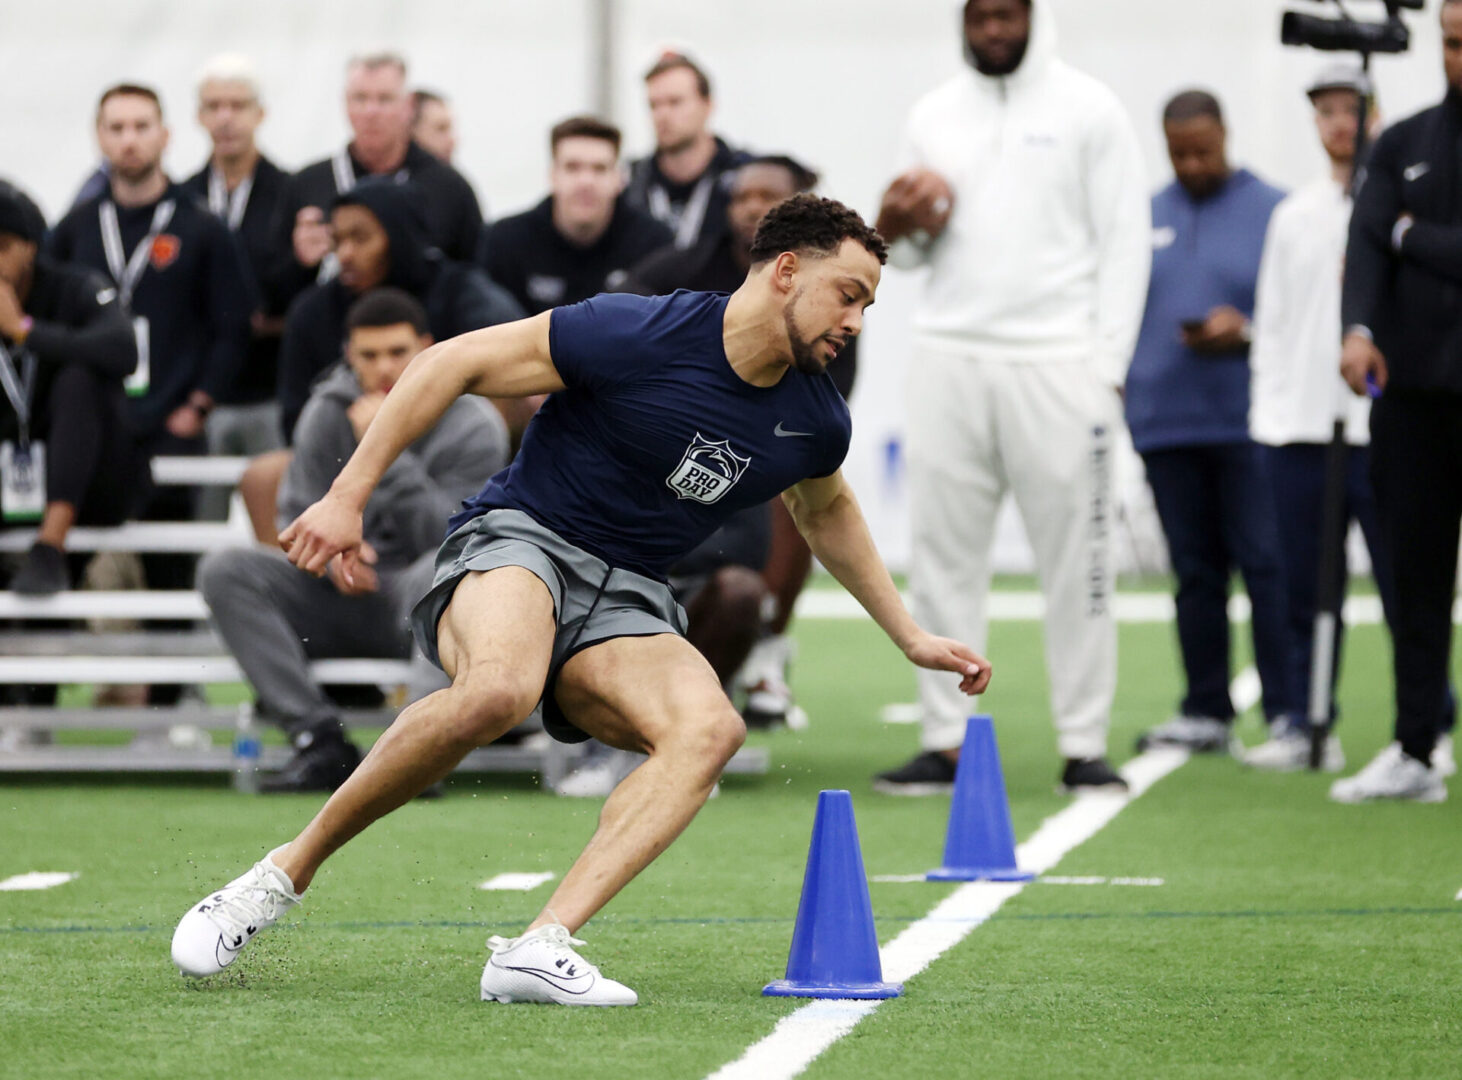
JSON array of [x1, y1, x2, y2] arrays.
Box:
[[1126, 90, 1295, 754]]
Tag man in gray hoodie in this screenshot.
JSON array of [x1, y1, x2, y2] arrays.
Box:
[[199, 288, 509, 791]]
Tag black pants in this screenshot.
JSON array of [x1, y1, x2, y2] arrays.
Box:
[[35, 364, 137, 525], [1142, 443, 1296, 723], [1370, 387, 1462, 763]]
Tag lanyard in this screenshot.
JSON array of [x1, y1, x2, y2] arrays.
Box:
[[0, 341, 38, 445], [331, 147, 412, 196], [648, 172, 716, 250], [99, 198, 177, 309], [207, 165, 254, 231]]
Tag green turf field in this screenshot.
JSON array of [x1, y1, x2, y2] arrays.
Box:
[[2, 592, 1459, 1079]]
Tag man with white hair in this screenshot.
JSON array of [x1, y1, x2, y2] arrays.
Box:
[[266, 52, 482, 311], [182, 54, 291, 456]]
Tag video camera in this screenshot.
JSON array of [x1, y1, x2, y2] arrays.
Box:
[[1282, 0, 1423, 54]]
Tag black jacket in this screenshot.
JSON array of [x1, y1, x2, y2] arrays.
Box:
[[47, 184, 255, 440], [0, 256, 136, 444], [478, 195, 673, 316], [265, 141, 483, 312], [623, 137, 751, 251], [182, 154, 292, 404], [1342, 88, 1462, 393], [277, 179, 523, 441]]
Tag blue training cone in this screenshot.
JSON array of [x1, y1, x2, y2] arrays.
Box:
[[927, 716, 1035, 882], [764, 790, 903, 999]]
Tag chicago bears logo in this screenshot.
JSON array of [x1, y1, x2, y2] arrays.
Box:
[[666, 433, 750, 505], [150, 234, 181, 270]]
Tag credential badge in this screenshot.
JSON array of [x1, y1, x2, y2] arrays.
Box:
[[666, 432, 750, 505]]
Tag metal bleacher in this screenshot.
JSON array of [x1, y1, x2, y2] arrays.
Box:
[[0, 456, 771, 786]]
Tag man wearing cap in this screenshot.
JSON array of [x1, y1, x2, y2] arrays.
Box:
[[0, 180, 137, 594], [1331, 0, 1462, 803], [1245, 66, 1437, 773]]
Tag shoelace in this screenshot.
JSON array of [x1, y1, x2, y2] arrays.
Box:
[[488, 925, 598, 973], [204, 872, 288, 941]]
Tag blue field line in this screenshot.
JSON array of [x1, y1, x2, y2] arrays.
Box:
[[4, 905, 1461, 936]]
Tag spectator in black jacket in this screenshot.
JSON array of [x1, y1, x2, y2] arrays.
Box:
[[278, 178, 521, 441], [0, 181, 137, 595], [182, 54, 292, 459], [48, 84, 254, 457], [266, 52, 482, 312], [623, 53, 750, 251], [1331, 0, 1462, 804], [478, 116, 672, 316]]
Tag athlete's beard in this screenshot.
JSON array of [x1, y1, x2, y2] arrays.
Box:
[[784, 294, 827, 376]]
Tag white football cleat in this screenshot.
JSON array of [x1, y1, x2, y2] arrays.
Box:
[[480, 923, 637, 1006], [1328, 744, 1447, 804], [171, 856, 301, 977]]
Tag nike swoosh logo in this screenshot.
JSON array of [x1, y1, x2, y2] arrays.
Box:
[[774, 422, 814, 438], [497, 961, 597, 994], [1404, 162, 1430, 182]]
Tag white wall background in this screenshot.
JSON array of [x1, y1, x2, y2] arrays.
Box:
[[1, 0, 1450, 570]]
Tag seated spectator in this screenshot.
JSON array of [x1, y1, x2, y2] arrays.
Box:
[[265, 52, 482, 311], [478, 116, 672, 316], [624, 52, 750, 251], [411, 89, 457, 164], [199, 288, 509, 792], [0, 180, 137, 594], [182, 54, 293, 463], [277, 177, 522, 441]]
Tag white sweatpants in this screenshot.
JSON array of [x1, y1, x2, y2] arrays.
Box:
[[906, 346, 1118, 761]]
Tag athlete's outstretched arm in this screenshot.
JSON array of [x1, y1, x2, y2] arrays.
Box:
[[279, 312, 565, 579], [783, 470, 991, 695]]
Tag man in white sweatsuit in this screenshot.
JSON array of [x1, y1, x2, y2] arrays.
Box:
[[873, 0, 1150, 794]]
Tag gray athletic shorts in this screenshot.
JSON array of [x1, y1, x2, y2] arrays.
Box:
[[410, 508, 688, 743]]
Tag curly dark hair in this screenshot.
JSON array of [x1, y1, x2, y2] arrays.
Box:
[[747, 193, 888, 266]]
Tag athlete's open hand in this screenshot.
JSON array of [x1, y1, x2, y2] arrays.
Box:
[[278, 493, 365, 582], [903, 632, 992, 696]]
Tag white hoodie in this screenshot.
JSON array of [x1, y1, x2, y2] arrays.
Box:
[[892, 1, 1151, 387], [1249, 175, 1371, 447]]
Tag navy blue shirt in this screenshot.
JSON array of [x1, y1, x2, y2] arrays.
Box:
[[1125, 169, 1285, 453], [451, 291, 852, 579]]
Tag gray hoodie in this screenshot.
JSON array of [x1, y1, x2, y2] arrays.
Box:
[[278, 363, 509, 567]]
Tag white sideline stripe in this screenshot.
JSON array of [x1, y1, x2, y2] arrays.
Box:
[[704, 747, 1189, 1080], [794, 589, 1437, 626], [871, 873, 1163, 887], [0, 871, 78, 891], [479, 872, 556, 892]]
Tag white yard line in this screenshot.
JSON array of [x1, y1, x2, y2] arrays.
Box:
[[0, 872, 78, 892], [796, 589, 1410, 625], [704, 747, 1188, 1080], [478, 872, 555, 892]]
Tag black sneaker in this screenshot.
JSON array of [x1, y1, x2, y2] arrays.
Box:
[[872, 750, 957, 796], [10, 542, 69, 596], [260, 737, 362, 793], [1059, 757, 1129, 794]]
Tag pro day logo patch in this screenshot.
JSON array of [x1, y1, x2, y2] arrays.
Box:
[[666, 433, 750, 505]]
